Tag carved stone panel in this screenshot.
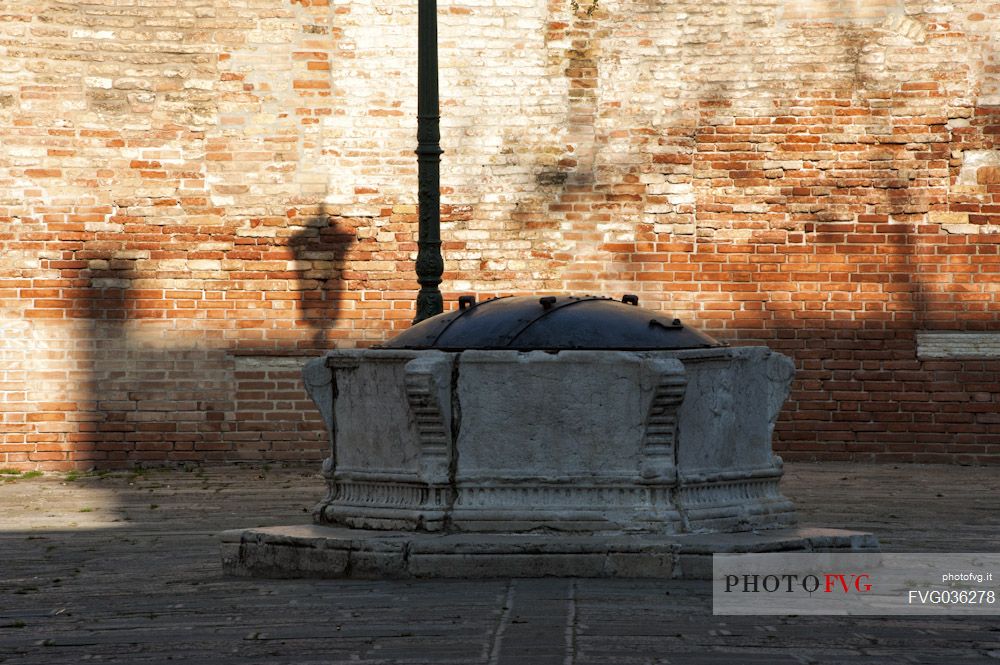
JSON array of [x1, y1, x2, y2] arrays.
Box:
[[454, 350, 647, 481]]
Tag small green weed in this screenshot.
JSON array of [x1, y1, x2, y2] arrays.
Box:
[[127, 468, 149, 481]]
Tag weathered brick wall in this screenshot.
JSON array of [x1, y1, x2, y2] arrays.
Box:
[[1, 0, 998, 469]]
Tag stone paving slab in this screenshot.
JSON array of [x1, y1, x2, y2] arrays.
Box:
[[0, 463, 999, 663]]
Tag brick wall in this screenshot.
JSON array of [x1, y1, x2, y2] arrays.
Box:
[[1, 0, 998, 469]]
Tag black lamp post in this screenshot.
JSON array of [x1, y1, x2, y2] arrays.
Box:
[[413, 0, 444, 323]]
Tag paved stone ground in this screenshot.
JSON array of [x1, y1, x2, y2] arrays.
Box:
[[1, 463, 999, 664]]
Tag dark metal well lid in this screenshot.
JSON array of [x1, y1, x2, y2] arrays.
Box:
[[379, 295, 724, 351]]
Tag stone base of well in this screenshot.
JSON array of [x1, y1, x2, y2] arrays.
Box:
[[220, 525, 878, 580]]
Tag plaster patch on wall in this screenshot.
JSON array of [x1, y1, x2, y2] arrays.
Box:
[[778, 0, 906, 26], [929, 211, 1000, 235], [957, 150, 1000, 186], [233, 356, 308, 371], [881, 13, 926, 42], [916, 332, 1000, 359]]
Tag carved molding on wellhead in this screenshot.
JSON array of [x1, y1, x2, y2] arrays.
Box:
[[640, 359, 686, 482], [333, 480, 429, 509], [403, 355, 453, 489], [456, 483, 654, 509]]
